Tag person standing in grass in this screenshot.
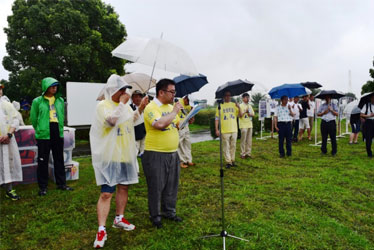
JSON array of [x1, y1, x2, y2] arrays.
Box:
[[349, 106, 361, 145], [307, 95, 315, 132], [142, 79, 183, 229], [90, 75, 148, 248], [30, 77, 73, 196], [215, 90, 242, 168], [291, 96, 302, 142], [0, 91, 22, 201], [274, 95, 295, 158], [317, 95, 338, 156], [130, 90, 147, 159], [239, 93, 255, 159], [298, 95, 311, 141], [178, 95, 195, 168], [360, 94, 374, 158]]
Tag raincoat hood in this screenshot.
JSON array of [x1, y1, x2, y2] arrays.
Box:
[[41, 77, 62, 98], [97, 74, 132, 101]]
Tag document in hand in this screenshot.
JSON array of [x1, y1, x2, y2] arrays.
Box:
[[179, 105, 204, 129]]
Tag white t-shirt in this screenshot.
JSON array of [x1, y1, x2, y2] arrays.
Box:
[[361, 103, 374, 120], [307, 101, 315, 117], [291, 102, 302, 120]]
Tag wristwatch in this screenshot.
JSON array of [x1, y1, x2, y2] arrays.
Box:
[[7, 133, 13, 139]]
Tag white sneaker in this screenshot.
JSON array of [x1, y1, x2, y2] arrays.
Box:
[[93, 230, 107, 248], [112, 218, 136, 231]]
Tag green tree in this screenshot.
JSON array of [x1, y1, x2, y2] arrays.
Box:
[[251, 92, 266, 108], [2, 0, 126, 101], [361, 57, 374, 94]]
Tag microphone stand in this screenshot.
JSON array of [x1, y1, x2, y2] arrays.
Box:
[[201, 100, 249, 250]]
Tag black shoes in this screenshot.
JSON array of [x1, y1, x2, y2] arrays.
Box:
[[57, 185, 74, 191], [163, 215, 183, 222], [225, 164, 231, 169], [38, 189, 47, 196]]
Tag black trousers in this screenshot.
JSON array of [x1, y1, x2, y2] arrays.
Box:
[[278, 122, 292, 157], [321, 120, 337, 155], [141, 151, 180, 222], [292, 119, 299, 140], [364, 119, 374, 157], [37, 123, 66, 189]]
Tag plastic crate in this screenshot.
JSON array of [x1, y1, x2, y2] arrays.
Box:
[[48, 161, 79, 182]]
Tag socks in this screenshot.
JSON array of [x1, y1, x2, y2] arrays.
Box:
[[98, 226, 106, 232], [115, 214, 123, 223]]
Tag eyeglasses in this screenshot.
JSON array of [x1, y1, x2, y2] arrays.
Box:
[[163, 89, 177, 95]]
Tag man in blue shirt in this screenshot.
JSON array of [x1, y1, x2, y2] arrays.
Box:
[[317, 95, 338, 156]]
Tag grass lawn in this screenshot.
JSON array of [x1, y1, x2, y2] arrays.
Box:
[[189, 123, 210, 132], [0, 129, 373, 249]]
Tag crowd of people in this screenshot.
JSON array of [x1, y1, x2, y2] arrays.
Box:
[[1, 77, 374, 248]]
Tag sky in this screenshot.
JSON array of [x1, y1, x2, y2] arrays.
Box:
[[0, 0, 374, 104]]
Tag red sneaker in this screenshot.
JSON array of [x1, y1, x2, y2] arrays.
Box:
[[93, 230, 107, 248]]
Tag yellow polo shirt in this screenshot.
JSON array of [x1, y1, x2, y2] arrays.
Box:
[[144, 99, 180, 152], [44, 96, 58, 123], [177, 98, 192, 122], [239, 103, 254, 129], [215, 102, 239, 134]]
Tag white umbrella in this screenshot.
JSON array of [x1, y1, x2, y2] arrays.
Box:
[[112, 36, 198, 77], [343, 100, 359, 117], [121, 73, 156, 93]]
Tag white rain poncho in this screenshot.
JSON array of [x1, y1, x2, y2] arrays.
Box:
[[12, 101, 25, 126], [90, 74, 139, 186], [0, 98, 22, 185]]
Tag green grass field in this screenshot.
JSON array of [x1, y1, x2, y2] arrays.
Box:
[[1, 130, 373, 250]]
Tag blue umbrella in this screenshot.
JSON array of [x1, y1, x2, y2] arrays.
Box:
[[268, 83, 307, 99], [215, 79, 254, 99], [173, 74, 208, 98]]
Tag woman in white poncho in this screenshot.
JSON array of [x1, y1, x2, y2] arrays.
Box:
[[0, 96, 22, 200], [90, 74, 148, 248]]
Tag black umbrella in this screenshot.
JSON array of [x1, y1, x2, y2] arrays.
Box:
[[215, 79, 254, 99], [358, 92, 374, 109], [301, 82, 322, 89], [315, 90, 345, 99]]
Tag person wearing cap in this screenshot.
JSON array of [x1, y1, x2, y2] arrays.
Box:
[[178, 95, 194, 168], [317, 95, 338, 156], [0, 93, 22, 201], [142, 79, 183, 229], [274, 96, 295, 157], [238, 93, 255, 159], [90, 75, 149, 248], [215, 90, 242, 168], [298, 95, 311, 141], [130, 90, 147, 159], [360, 94, 374, 158], [30, 77, 73, 196]]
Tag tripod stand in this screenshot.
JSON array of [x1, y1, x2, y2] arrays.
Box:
[[201, 101, 249, 250]]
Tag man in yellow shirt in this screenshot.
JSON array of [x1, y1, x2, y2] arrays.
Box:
[[215, 90, 242, 168], [142, 79, 183, 229], [177, 95, 194, 168], [239, 93, 255, 159]]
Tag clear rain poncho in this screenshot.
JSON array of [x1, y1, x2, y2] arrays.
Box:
[[90, 75, 139, 186], [0, 98, 22, 185]]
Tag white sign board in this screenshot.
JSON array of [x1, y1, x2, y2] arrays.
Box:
[[66, 82, 105, 126]]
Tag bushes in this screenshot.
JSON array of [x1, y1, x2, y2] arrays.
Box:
[[209, 115, 274, 138], [194, 108, 216, 126]]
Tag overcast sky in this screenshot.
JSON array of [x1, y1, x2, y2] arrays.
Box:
[[1, 0, 373, 103]]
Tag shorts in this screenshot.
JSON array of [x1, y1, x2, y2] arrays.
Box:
[[350, 120, 361, 134], [101, 184, 116, 193], [299, 118, 310, 129]]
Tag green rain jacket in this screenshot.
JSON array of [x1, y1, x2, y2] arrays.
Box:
[[30, 77, 65, 139]]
